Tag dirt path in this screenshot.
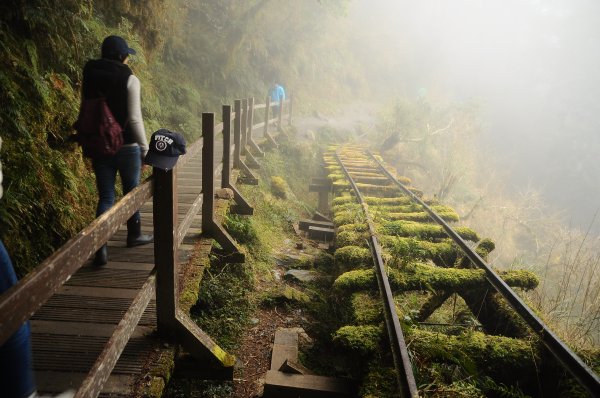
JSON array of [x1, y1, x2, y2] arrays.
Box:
[[232, 105, 379, 397]]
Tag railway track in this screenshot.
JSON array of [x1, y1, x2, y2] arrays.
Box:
[[324, 145, 600, 397]]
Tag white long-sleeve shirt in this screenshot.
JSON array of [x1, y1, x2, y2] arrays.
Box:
[[126, 75, 149, 156]]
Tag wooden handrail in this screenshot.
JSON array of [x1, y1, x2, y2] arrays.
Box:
[[0, 94, 292, 397], [0, 179, 153, 345]]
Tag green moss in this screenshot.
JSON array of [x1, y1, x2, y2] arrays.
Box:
[[333, 269, 377, 292], [351, 292, 383, 324], [223, 213, 258, 245], [382, 236, 459, 267], [337, 222, 368, 234], [331, 201, 361, 214], [370, 203, 423, 213], [334, 209, 366, 226], [382, 209, 459, 223], [360, 364, 399, 398], [334, 246, 372, 270], [260, 285, 311, 307], [408, 329, 539, 390], [380, 221, 479, 242], [333, 264, 539, 294], [332, 325, 382, 356], [143, 376, 166, 398], [270, 175, 289, 199], [332, 196, 359, 206], [335, 229, 369, 247]]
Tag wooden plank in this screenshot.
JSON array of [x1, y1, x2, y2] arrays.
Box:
[[308, 226, 335, 241], [75, 273, 155, 398], [312, 212, 332, 223], [33, 335, 154, 374], [298, 219, 334, 231], [32, 299, 156, 326], [57, 285, 140, 298], [81, 261, 154, 272], [31, 320, 153, 338], [309, 184, 332, 193], [64, 268, 152, 289], [177, 192, 203, 246], [35, 372, 136, 396], [270, 329, 298, 370], [279, 359, 315, 375], [264, 371, 356, 398]]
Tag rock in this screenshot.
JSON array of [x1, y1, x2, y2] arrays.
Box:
[[253, 377, 265, 398], [284, 269, 319, 283], [273, 253, 313, 270], [272, 269, 281, 281], [214, 188, 234, 199], [261, 285, 311, 307]]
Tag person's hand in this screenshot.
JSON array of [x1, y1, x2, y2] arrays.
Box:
[[141, 152, 149, 172]]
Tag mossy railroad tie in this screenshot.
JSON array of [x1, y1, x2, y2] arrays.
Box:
[[325, 146, 548, 396]]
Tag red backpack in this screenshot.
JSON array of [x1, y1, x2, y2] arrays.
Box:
[[73, 97, 124, 158]]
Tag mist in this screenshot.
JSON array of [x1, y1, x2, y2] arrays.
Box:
[[345, 0, 600, 234]]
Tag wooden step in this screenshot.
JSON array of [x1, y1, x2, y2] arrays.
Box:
[[264, 371, 356, 398], [270, 329, 299, 370], [298, 219, 334, 231], [265, 328, 356, 398], [308, 226, 335, 241]]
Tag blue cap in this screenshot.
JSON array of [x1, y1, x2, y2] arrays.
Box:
[[145, 129, 187, 171], [101, 35, 136, 59]]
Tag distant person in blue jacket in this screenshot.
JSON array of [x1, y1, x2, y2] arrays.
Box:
[[269, 83, 286, 118], [0, 136, 36, 398]]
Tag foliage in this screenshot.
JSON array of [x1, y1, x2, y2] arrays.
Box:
[[332, 324, 382, 356], [333, 265, 539, 294], [223, 213, 258, 245], [192, 259, 254, 351], [270, 175, 288, 199], [0, 0, 352, 276]]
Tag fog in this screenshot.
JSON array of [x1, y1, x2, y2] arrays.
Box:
[[347, 0, 600, 234]]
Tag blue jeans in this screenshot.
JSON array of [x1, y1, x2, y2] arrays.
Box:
[[92, 145, 142, 223], [0, 240, 36, 398]]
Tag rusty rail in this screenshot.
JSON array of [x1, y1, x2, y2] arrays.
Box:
[[367, 151, 600, 397], [334, 149, 418, 398]]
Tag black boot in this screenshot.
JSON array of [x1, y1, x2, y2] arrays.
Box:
[[127, 218, 153, 247], [93, 244, 108, 266]]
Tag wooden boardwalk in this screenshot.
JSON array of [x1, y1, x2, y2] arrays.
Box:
[[30, 137, 223, 396]]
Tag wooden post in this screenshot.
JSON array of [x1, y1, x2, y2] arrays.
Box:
[[202, 112, 246, 262], [278, 96, 284, 131], [288, 94, 293, 126], [153, 168, 178, 334], [241, 98, 248, 155], [247, 97, 255, 143], [233, 99, 241, 168], [202, 112, 215, 234], [221, 105, 231, 189], [263, 95, 271, 138]]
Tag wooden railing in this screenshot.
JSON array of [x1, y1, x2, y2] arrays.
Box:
[[0, 95, 292, 397]]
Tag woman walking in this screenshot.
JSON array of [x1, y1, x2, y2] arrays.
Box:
[[81, 35, 153, 265]]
